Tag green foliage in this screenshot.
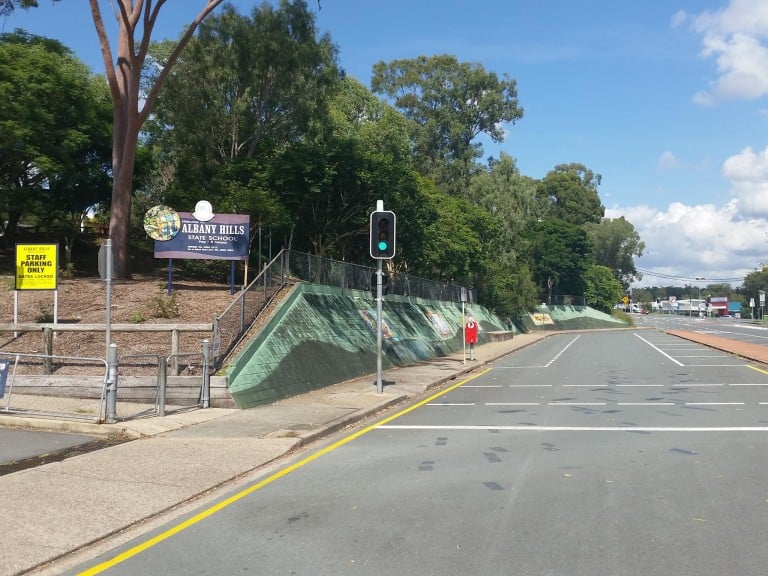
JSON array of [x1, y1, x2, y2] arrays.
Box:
[[586, 216, 645, 288], [130, 310, 146, 324], [371, 54, 523, 195], [146, 293, 179, 320], [741, 267, 768, 301], [537, 163, 604, 226], [584, 264, 625, 313], [0, 31, 112, 249], [524, 218, 594, 302]]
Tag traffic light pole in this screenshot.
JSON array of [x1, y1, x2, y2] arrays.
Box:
[[376, 259, 384, 394]]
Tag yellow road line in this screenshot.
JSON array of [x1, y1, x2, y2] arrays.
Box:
[[78, 368, 491, 575], [746, 364, 768, 376]]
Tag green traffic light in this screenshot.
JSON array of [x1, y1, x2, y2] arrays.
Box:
[[378, 240, 388, 251]]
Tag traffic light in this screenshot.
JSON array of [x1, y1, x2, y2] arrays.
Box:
[[369, 210, 396, 259]]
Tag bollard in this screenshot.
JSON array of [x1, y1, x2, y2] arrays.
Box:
[[202, 339, 210, 408], [105, 343, 118, 423]]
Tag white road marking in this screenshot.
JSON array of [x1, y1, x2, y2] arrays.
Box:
[[377, 425, 768, 432], [684, 402, 744, 406], [730, 383, 768, 386], [426, 403, 475, 406], [671, 384, 722, 387], [545, 335, 581, 367], [635, 333, 684, 366], [548, 402, 606, 406], [618, 402, 675, 406], [462, 385, 502, 388], [509, 384, 552, 388], [616, 384, 664, 387], [485, 402, 540, 406]]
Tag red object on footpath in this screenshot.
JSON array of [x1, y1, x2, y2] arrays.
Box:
[[464, 320, 478, 344]]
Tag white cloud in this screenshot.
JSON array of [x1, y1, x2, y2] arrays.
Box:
[[688, 0, 768, 104], [608, 197, 768, 287], [723, 145, 768, 217], [657, 150, 679, 171]]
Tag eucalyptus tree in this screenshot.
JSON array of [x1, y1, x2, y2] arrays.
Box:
[[466, 153, 542, 313], [537, 162, 605, 226], [273, 78, 431, 263], [586, 216, 645, 288], [147, 1, 339, 248], [3, 0, 228, 276], [524, 218, 593, 303], [0, 30, 111, 255], [371, 54, 523, 195]]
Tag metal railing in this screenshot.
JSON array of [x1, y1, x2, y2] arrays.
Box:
[[1, 351, 108, 422], [211, 249, 474, 369]]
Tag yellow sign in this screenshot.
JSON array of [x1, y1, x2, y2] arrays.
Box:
[[15, 244, 58, 290], [622, 296, 629, 304]]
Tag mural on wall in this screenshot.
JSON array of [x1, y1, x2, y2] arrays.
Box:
[[531, 312, 555, 325], [424, 309, 452, 337], [359, 308, 396, 339]]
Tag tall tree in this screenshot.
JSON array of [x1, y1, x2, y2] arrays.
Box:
[[6, 0, 229, 275], [537, 163, 605, 226], [148, 1, 340, 217], [0, 30, 111, 249], [584, 264, 624, 313], [586, 216, 645, 288], [524, 218, 593, 303], [371, 54, 523, 195]]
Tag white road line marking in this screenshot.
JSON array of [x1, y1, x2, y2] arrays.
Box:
[[617, 402, 675, 406], [616, 384, 664, 387], [683, 364, 747, 367], [485, 402, 540, 406], [548, 402, 606, 406], [684, 402, 745, 406], [377, 425, 768, 432], [635, 333, 684, 366], [671, 383, 723, 387], [546, 335, 581, 367], [462, 385, 502, 388], [426, 403, 475, 406], [509, 384, 552, 388], [730, 383, 768, 386], [563, 384, 604, 387]]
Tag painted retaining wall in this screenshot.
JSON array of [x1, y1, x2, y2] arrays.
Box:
[[226, 283, 506, 408]]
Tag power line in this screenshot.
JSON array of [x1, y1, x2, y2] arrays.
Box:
[[635, 267, 743, 283]]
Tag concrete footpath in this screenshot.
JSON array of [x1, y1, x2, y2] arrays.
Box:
[[1, 328, 766, 576]]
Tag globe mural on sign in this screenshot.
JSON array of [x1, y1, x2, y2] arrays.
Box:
[[143, 205, 181, 241]]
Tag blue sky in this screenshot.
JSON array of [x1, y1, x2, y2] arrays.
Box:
[[4, 0, 768, 288]]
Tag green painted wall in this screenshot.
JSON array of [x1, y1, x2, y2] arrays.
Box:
[[226, 283, 504, 408]]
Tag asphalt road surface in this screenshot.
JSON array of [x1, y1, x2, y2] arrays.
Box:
[[0, 428, 99, 472], [71, 330, 768, 576]]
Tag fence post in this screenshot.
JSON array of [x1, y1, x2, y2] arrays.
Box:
[[202, 339, 210, 408], [171, 329, 179, 375], [43, 327, 53, 374], [105, 343, 118, 423], [157, 355, 167, 417]]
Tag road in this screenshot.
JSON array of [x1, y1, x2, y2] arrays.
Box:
[[0, 428, 100, 472], [634, 312, 768, 348], [70, 330, 768, 576]]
